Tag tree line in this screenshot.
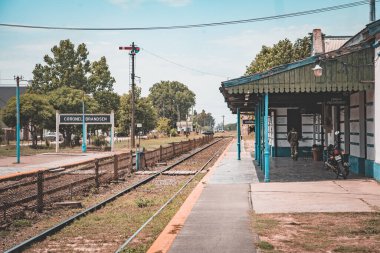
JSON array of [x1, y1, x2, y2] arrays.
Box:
[[1, 39, 215, 148]]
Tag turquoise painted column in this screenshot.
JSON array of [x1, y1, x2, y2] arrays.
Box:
[[254, 105, 258, 161], [237, 107, 241, 160], [264, 92, 270, 182], [257, 102, 261, 166], [15, 78, 20, 164]]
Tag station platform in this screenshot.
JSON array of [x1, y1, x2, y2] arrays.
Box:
[[148, 139, 258, 253], [149, 138, 380, 253]]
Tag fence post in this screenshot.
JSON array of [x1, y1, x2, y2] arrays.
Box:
[[95, 159, 99, 188], [159, 145, 163, 161], [130, 150, 134, 172], [113, 154, 119, 181], [180, 141, 183, 154], [142, 147, 146, 169], [37, 171, 44, 213], [172, 143, 175, 157]]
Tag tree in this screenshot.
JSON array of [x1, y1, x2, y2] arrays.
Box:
[[118, 88, 157, 136], [148, 81, 195, 127], [245, 36, 311, 75], [48, 87, 99, 145], [29, 39, 115, 94], [88, 56, 116, 93], [193, 109, 215, 131], [2, 94, 54, 147], [156, 117, 171, 135]]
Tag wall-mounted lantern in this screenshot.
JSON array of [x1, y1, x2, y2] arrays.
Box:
[[312, 64, 323, 77]]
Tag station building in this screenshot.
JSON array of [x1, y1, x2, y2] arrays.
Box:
[[220, 20, 380, 181]]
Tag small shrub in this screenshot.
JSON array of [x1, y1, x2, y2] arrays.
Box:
[[13, 219, 32, 228], [93, 135, 108, 147], [170, 128, 178, 137], [135, 197, 153, 208], [257, 240, 274, 250]]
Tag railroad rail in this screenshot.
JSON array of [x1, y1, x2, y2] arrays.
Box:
[[4, 137, 230, 253], [0, 135, 213, 223]]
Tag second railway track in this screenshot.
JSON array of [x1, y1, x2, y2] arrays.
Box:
[[4, 137, 232, 253]]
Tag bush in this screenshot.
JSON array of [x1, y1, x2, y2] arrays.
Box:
[[170, 128, 178, 137], [93, 135, 108, 147]]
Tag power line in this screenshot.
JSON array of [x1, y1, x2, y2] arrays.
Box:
[[142, 48, 228, 79], [0, 1, 375, 31]]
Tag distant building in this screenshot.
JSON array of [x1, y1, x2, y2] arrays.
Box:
[[176, 120, 193, 133]]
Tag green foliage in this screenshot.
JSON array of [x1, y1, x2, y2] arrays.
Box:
[[170, 128, 178, 137], [148, 81, 196, 127], [224, 123, 237, 131], [257, 241, 274, 250], [156, 117, 171, 135], [193, 109, 215, 131], [13, 219, 32, 228], [93, 90, 120, 114], [2, 93, 55, 147], [47, 87, 99, 145], [135, 197, 153, 208], [88, 56, 115, 93], [29, 39, 91, 93], [118, 88, 157, 136], [245, 36, 311, 75], [93, 135, 108, 147]]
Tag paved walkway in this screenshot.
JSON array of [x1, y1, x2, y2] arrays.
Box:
[[149, 139, 258, 253], [0, 152, 114, 178]]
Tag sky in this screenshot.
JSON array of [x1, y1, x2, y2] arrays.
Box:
[[0, 0, 377, 125]]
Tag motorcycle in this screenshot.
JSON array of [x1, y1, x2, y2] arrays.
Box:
[[324, 131, 350, 179]]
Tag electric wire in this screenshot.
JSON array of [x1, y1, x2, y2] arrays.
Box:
[[142, 48, 228, 79], [0, 1, 375, 31]]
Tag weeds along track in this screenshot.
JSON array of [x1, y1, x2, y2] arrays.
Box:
[[3, 137, 232, 253]]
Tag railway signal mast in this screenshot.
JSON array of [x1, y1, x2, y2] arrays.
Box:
[[119, 42, 140, 148]]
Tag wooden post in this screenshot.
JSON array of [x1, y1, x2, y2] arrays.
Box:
[[130, 150, 133, 171], [159, 145, 163, 161], [37, 171, 44, 213], [113, 154, 119, 181], [142, 147, 146, 169], [180, 141, 183, 154], [172, 143, 175, 157], [95, 159, 99, 188]]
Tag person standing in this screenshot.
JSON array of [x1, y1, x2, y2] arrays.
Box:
[[287, 127, 299, 160]]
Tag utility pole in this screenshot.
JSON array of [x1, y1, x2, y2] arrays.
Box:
[[222, 115, 225, 131], [119, 42, 140, 148], [14, 75, 22, 163], [370, 0, 376, 22]]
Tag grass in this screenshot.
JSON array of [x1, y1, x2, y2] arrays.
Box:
[[250, 212, 380, 253], [0, 132, 216, 157], [12, 219, 32, 228]]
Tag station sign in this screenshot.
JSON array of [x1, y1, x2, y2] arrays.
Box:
[[242, 120, 255, 124], [60, 114, 111, 124], [326, 98, 347, 105]]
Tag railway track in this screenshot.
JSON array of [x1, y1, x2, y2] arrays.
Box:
[[4, 137, 232, 253]]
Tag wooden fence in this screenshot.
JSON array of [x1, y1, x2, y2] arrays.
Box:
[[0, 135, 213, 221]]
